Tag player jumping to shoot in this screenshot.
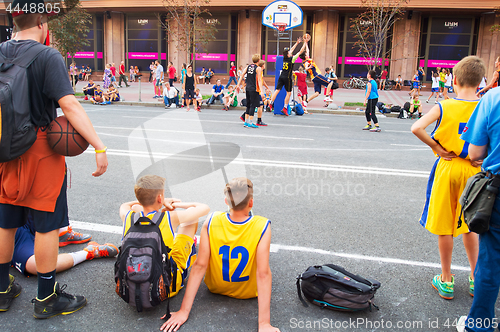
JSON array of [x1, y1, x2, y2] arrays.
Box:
[[299, 35, 334, 111], [268, 37, 305, 116]]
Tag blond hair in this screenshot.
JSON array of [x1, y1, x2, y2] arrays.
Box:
[[257, 60, 265, 68], [134, 175, 165, 206], [453, 56, 485, 88], [224, 177, 253, 211], [252, 54, 260, 63]]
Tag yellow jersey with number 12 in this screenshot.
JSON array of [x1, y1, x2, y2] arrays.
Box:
[[431, 98, 480, 159], [204, 211, 270, 299]]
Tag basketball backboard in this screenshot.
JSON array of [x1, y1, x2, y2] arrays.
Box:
[[262, 0, 303, 31]]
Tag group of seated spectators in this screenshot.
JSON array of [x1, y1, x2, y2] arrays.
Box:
[[82, 79, 121, 105], [197, 67, 215, 84], [129, 66, 142, 82]]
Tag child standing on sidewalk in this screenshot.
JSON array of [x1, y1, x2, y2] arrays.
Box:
[[411, 56, 485, 300]]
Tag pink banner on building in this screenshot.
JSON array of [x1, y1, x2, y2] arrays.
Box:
[[67, 52, 95, 59], [419, 59, 425, 68], [230, 54, 236, 62], [128, 52, 160, 60], [426, 59, 459, 68], [338, 57, 389, 66], [97, 52, 103, 59], [194, 53, 228, 61]]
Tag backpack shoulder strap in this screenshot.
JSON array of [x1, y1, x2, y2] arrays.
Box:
[[296, 273, 308, 307]]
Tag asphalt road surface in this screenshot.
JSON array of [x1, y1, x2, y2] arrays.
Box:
[[3, 104, 496, 332]]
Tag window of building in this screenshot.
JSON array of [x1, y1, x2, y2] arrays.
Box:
[[337, 14, 391, 79], [418, 16, 477, 81], [126, 15, 166, 72], [193, 14, 237, 74], [65, 14, 103, 71]]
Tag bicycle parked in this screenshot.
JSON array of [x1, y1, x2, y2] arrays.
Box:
[[343, 75, 366, 89]]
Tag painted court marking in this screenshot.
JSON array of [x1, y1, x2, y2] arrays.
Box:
[[84, 148, 431, 178], [69, 220, 469, 271]]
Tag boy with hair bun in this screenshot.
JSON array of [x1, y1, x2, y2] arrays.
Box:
[[161, 177, 279, 332], [411, 56, 485, 300]]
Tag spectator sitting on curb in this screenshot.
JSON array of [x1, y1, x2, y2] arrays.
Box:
[[82, 79, 96, 100], [205, 68, 214, 84], [195, 88, 203, 109], [198, 67, 206, 84], [208, 79, 224, 105], [163, 82, 180, 108], [395, 75, 402, 90]]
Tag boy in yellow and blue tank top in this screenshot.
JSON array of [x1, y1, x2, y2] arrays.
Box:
[[161, 177, 279, 332], [119, 175, 210, 298], [411, 56, 486, 301]]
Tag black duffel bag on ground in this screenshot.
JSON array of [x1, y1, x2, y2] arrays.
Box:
[[297, 264, 380, 312]]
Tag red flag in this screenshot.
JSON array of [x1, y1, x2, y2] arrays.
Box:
[[45, 30, 50, 46]]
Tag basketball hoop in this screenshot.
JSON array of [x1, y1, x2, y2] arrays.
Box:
[[272, 22, 287, 32]]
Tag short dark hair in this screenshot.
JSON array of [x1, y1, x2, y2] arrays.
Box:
[[368, 70, 376, 79], [299, 53, 306, 61], [282, 47, 289, 57]]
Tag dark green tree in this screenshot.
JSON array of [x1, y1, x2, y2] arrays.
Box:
[[48, 0, 92, 88]]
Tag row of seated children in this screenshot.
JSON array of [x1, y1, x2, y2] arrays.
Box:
[[118, 175, 279, 332], [82, 80, 120, 105]]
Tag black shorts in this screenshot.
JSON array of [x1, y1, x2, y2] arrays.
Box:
[[245, 90, 260, 116], [0, 173, 69, 233], [184, 89, 195, 100], [276, 76, 292, 92]]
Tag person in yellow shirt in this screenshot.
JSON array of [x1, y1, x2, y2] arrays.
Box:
[[119, 175, 210, 297], [411, 56, 485, 300], [161, 177, 279, 332]]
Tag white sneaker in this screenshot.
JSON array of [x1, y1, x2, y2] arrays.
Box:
[[435, 101, 439, 104], [456, 316, 467, 332], [324, 96, 333, 102], [302, 100, 308, 107]]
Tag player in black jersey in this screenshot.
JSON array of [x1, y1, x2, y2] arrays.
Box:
[[269, 38, 306, 116], [236, 54, 263, 128]]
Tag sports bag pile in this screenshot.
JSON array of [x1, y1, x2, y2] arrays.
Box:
[[297, 264, 380, 312]]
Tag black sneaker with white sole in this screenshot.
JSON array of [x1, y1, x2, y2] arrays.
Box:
[[0, 275, 22, 312], [33, 282, 86, 319]]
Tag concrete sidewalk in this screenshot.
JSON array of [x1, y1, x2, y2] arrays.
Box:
[[77, 78, 455, 116]]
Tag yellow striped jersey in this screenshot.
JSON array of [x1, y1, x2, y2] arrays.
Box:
[[304, 59, 321, 80], [431, 98, 480, 159], [204, 211, 271, 299]]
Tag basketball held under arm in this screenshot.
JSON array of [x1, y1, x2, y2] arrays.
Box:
[[58, 95, 108, 177]]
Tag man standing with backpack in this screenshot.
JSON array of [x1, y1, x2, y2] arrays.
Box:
[[0, 0, 108, 318]]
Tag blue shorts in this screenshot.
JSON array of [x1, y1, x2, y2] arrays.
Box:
[[12, 224, 35, 275], [313, 75, 330, 93], [412, 82, 419, 89], [431, 87, 439, 92]]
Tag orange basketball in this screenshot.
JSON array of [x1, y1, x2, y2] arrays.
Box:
[[47, 116, 89, 156], [303, 33, 311, 42]]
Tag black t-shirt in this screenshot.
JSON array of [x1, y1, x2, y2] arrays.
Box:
[[246, 64, 257, 92], [280, 55, 293, 80], [0, 40, 74, 127], [185, 73, 194, 90]]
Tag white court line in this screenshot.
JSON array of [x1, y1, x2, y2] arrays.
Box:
[[69, 220, 469, 271], [384, 129, 413, 133], [391, 143, 428, 148], [247, 145, 428, 152], [122, 116, 330, 129], [84, 148, 430, 177], [93, 125, 313, 141]]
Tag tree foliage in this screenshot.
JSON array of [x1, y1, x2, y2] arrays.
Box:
[[350, 0, 408, 70], [490, 6, 499, 33], [160, 0, 218, 63], [48, 0, 92, 60]]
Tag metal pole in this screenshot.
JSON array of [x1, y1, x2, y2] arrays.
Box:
[[138, 76, 142, 102]]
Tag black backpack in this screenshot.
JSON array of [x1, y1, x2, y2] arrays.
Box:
[[115, 212, 177, 314], [297, 264, 380, 312], [240, 98, 247, 107], [0, 43, 47, 162]]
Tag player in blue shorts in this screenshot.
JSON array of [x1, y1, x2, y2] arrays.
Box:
[[12, 215, 118, 277], [298, 41, 334, 111]]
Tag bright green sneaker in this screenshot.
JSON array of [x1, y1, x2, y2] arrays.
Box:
[[469, 276, 474, 297], [432, 274, 454, 300], [362, 124, 372, 130]]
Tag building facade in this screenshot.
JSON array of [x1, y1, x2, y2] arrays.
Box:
[[1, 0, 499, 82]]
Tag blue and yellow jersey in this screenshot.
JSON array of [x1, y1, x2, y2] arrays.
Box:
[[112, 92, 120, 102], [204, 211, 270, 299], [123, 210, 174, 247], [95, 89, 103, 97], [304, 59, 321, 80], [431, 98, 480, 159]]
